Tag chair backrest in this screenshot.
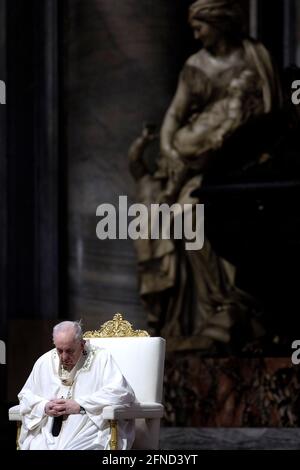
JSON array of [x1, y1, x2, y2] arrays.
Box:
[[87, 337, 165, 404], [84, 314, 165, 449]]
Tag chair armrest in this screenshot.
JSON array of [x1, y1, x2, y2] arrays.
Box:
[[9, 402, 165, 421], [102, 402, 164, 420], [9, 405, 21, 421]]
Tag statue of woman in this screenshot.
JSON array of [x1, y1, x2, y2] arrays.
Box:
[[129, 0, 281, 352]]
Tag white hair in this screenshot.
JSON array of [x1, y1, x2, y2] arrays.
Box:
[[53, 320, 83, 343]]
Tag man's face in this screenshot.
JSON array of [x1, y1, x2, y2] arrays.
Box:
[[54, 332, 85, 370], [190, 19, 222, 50]]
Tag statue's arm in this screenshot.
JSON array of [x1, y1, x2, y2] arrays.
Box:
[[160, 74, 191, 160], [128, 125, 156, 180]]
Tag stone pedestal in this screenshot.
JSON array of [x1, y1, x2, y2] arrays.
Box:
[[164, 354, 300, 427]]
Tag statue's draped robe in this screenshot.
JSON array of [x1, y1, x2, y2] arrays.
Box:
[[134, 39, 281, 350]]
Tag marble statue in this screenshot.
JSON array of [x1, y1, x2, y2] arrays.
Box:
[[129, 0, 281, 352]]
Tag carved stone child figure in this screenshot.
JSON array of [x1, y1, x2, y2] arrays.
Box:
[[158, 67, 264, 200]]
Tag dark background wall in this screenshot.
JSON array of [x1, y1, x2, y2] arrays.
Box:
[[64, 0, 194, 328], [0, 0, 7, 437], [1, 0, 198, 403], [1, 0, 62, 407]]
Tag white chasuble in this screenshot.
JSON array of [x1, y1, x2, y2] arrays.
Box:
[[18, 343, 135, 450]]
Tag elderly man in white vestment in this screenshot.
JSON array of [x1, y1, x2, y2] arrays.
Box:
[[17, 321, 136, 450]]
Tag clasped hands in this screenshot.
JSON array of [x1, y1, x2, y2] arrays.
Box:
[[45, 399, 80, 417]]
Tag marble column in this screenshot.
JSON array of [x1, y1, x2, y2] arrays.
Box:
[[5, 0, 60, 321]]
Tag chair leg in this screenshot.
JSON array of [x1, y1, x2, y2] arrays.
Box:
[[16, 422, 21, 450], [144, 419, 160, 449], [109, 420, 118, 450]]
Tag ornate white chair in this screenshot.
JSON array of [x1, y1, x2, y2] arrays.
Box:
[[8, 313, 166, 450]]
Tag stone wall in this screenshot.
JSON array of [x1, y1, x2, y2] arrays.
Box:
[[64, 0, 193, 329]]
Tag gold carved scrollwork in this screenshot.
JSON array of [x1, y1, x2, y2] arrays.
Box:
[[83, 313, 149, 338]]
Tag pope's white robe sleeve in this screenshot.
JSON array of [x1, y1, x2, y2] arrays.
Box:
[[76, 350, 135, 424], [18, 358, 49, 432], [76, 350, 136, 450]]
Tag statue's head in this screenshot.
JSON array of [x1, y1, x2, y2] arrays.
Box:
[[188, 0, 245, 43]]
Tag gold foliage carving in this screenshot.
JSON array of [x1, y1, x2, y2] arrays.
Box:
[[84, 313, 150, 338]]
